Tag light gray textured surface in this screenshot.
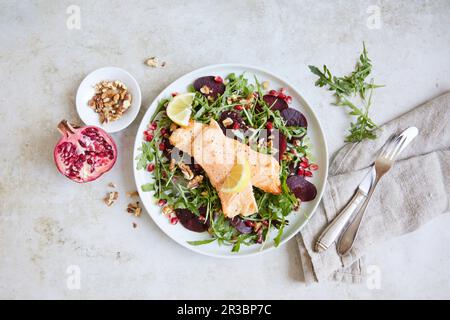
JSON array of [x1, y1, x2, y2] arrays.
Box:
[[0, 0, 449, 299]]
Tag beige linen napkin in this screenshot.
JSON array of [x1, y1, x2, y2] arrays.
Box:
[[296, 92, 450, 284]]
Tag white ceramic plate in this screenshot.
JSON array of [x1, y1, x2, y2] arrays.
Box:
[[76, 67, 141, 133], [133, 64, 328, 258]]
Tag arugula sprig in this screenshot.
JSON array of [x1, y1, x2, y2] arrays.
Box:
[[309, 43, 383, 142]]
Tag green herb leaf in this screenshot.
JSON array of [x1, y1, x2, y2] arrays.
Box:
[[309, 43, 383, 142], [187, 239, 216, 246]]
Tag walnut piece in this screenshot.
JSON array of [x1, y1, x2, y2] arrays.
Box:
[[88, 80, 132, 124], [187, 175, 204, 189], [178, 162, 194, 180], [126, 191, 139, 197], [127, 202, 142, 217], [145, 57, 159, 67], [104, 191, 119, 206], [222, 117, 233, 127], [200, 85, 212, 95]]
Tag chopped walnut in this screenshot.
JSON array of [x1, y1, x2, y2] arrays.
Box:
[[145, 57, 159, 67], [104, 191, 119, 206], [178, 162, 194, 180], [200, 85, 212, 95], [188, 175, 204, 189], [169, 159, 177, 172], [162, 205, 175, 216], [88, 80, 132, 124], [126, 191, 139, 197], [127, 202, 142, 217], [222, 117, 233, 127]]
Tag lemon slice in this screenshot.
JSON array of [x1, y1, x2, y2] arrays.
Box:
[[221, 160, 251, 193], [166, 93, 195, 127]]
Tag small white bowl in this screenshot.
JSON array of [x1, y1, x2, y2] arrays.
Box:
[[76, 67, 141, 133]]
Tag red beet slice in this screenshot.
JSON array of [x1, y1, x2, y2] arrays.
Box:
[[262, 94, 288, 111], [193, 76, 225, 100], [230, 217, 253, 234], [175, 208, 209, 233], [286, 175, 317, 202], [280, 108, 308, 128]]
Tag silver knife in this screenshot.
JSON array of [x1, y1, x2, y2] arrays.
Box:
[[314, 166, 376, 253]]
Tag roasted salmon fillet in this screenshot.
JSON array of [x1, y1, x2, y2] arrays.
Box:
[[169, 120, 281, 218]]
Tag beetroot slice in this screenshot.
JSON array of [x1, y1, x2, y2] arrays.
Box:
[[262, 95, 288, 111], [193, 76, 225, 100], [230, 217, 253, 234], [280, 108, 308, 128], [175, 208, 209, 233], [286, 175, 317, 202]]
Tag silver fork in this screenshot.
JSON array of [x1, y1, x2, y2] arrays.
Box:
[[336, 127, 419, 256]]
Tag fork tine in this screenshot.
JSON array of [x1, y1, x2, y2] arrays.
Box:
[[390, 134, 411, 160], [387, 135, 407, 160], [379, 133, 397, 158]]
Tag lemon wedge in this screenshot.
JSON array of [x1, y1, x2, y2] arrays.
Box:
[[221, 160, 251, 193], [166, 93, 195, 127]]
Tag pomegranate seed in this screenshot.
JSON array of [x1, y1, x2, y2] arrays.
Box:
[[268, 90, 278, 96], [158, 199, 167, 206], [278, 92, 286, 100], [262, 220, 269, 226], [304, 170, 313, 177], [245, 220, 255, 227], [297, 168, 305, 176], [170, 216, 179, 225], [159, 142, 166, 151], [171, 92, 178, 97], [145, 134, 154, 142], [300, 161, 309, 168], [234, 105, 243, 111], [149, 122, 157, 130], [285, 96, 292, 103], [147, 163, 155, 172], [310, 164, 319, 171], [214, 76, 223, 83], [266, 122, 273, 130], [160, 128, 167, 135], [233, 123, 240, 130], [301, 157, 309, 164]]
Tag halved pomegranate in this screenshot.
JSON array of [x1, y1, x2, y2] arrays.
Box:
[[54, 120, 117, 183]]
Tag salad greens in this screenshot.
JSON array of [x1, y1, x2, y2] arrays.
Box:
[[309, 43, 383, 142], [135, 73, 315, 252]]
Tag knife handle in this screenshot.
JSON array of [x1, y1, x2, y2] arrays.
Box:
[[314, 190, 366, 253]]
